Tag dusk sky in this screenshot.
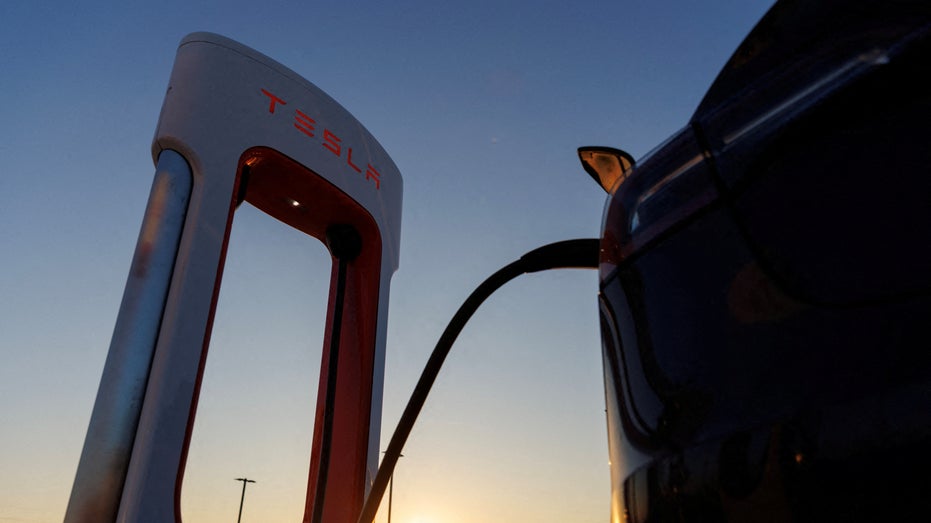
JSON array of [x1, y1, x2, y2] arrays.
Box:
[[1, 1, 773, 521]]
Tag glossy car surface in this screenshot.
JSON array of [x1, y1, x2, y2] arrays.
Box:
[[598, 1, 931, 520]]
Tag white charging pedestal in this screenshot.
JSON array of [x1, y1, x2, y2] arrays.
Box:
[[65, 33, 402, 523]]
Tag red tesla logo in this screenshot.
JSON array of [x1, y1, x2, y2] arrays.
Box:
[[260, 88, 382, 190]]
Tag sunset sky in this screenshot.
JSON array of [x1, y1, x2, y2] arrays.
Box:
[[1, 1, 773, 521]]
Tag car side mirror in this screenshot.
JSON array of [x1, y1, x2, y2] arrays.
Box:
[[578, 146, 635, 193]]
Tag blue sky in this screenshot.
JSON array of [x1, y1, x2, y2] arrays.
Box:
[[0, 1, 773, 521]]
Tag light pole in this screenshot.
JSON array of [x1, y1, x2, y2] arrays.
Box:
[[382, 452, 402, 523], [235, 477, 256, 523]]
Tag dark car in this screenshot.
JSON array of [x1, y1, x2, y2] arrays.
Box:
[[595, 0, 931, 520]]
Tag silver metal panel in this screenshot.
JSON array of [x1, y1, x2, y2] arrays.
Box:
[[64, 150, 192, 523]]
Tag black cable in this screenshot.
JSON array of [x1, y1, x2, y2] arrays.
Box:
[[312, 224, 362, 523], [356, 238, 600, 523]]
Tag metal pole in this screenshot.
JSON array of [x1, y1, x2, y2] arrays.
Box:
[[235, 477, 256, 523], [383, 453, 402, 523]]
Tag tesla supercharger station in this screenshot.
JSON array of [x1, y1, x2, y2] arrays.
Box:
[[64, 33, 402, 523]]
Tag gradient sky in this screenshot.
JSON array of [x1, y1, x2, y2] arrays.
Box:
[[1, 1, 773, 521]]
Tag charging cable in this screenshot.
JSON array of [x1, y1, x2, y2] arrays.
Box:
[[356, 238, 600, 523], [312, 224, 363, 523]]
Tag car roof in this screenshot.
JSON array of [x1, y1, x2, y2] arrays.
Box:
[[693, 0, 931, 119]]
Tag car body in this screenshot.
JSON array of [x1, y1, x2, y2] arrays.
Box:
[[597, 1, 931, 520]]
